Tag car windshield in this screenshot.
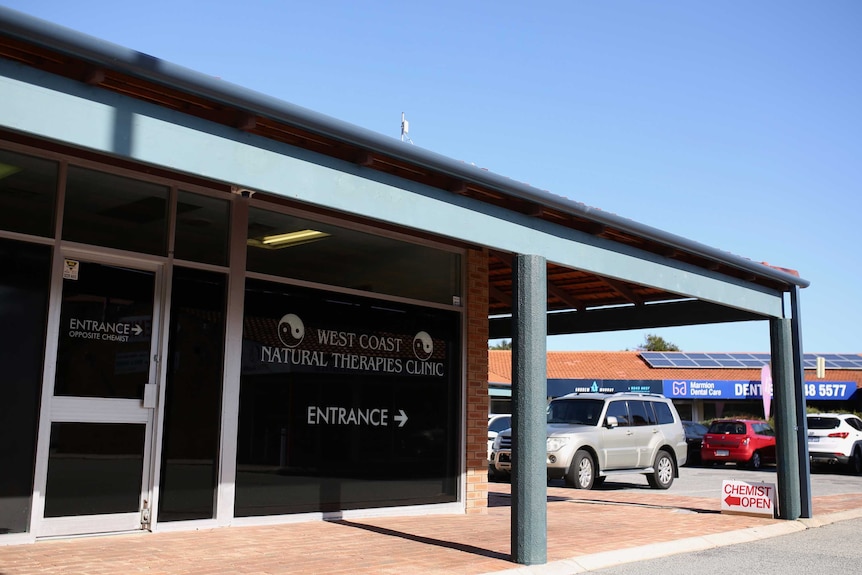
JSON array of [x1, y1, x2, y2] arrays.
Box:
[[707, 421, 746, 435], [547, 399, 604, 425], [488, 416, 511, 433], [807, 416, 840, 430]]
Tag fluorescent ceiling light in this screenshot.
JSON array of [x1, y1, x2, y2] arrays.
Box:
[[0, 163, 22, 180], [262, 229, 329, 245], [248, 229, 331, 249]]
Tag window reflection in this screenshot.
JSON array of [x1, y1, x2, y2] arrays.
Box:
[[159, 268, 226, 522], [64, 166, 169, 255], [235, 280, 460, 516], [0, 239, 51, 534], [0, 149, 57, 237], [44, 423, 145, 517], [54, 262, 154, 399], [246, 207, 461, 305], [174, 191, 230, 266]]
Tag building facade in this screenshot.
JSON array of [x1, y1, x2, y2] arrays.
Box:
[[489, 351, 862, 420], [0, 8, 812, 563]]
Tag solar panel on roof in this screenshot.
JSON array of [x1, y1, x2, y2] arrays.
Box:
[[639, 351, 862, 370], [716, 359, 744, 367]]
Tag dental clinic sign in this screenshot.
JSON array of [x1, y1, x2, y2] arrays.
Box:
[[254, 313, 446, 377], [664, 379, 856, 401]]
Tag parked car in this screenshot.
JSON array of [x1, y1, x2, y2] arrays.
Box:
[[807, 413, 862, 475], [487, 414, 512, 461], [682, 420, 708, 466], [491, 392, 687, 490], [700, 419, 776, 469]]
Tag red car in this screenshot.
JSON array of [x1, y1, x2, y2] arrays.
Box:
[[700, 419, 776, 469]]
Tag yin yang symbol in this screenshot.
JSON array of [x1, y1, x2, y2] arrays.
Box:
[[413, 331, 433, 360], [277, 314, 305, 347]]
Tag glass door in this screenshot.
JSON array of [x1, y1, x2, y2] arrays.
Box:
[[37, 257, 162, 537]]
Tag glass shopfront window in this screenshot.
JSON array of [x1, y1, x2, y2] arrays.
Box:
[[235, 279, 460, 516], [0, 239, 51, 534], [63, 166, 170, 256], [174, 191, 230, 266], [0, 149, 57, 238], [246, 207, 461, 306], [159, 267, 226, 522]]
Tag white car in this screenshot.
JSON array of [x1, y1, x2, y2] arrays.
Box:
[[487, 414, 511, 462], [807, 413, 862, 474]]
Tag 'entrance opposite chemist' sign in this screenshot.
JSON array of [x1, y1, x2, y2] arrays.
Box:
[[67, 318, 145, 342]]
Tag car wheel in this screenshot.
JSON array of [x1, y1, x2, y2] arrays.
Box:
[[850, 448, 862, 475], [566, 449, 595, 489], [748, 451, 763, 470], [647, 450, 675, 489]]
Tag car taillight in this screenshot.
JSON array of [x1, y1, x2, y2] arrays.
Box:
[[741, 437, 750, 446], [828, 432, 850, 439]]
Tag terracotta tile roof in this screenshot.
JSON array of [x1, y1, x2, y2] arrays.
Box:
[[488, 350, 862, 389]]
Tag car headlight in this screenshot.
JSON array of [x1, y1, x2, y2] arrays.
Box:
[[547, 437, 569, 452], [493, 435, 504, 450]]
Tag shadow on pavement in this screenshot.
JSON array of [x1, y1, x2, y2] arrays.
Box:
[[330, 519, 511, 561]]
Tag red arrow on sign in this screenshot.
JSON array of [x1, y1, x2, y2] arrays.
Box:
[[724, 495, 741, 506]]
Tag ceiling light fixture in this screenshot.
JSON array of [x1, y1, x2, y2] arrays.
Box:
[[263, 229, 330, 246], [247, 229, 331, 249], [0, 163, 22, 180]]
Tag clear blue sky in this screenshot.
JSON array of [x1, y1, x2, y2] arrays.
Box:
[[6, 1, 860, 354]]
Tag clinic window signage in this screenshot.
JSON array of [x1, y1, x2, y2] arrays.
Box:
[[244, 312, 448, 379], [664, 380, 857, 401], [236, 279, 460, 516]]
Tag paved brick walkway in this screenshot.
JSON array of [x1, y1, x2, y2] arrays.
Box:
[[2, 485, 861, 575]]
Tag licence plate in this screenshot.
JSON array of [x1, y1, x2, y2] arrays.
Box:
[[716, 450, 729, 457]]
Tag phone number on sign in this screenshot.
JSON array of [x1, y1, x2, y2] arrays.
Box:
[[805, 383, 848, 398]]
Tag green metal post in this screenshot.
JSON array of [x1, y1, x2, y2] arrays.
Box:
[[790, 287, 813, 517], [511, 254, 547, 565], [771, 318, 800, 520]]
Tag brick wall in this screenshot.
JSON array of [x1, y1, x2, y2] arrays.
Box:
[[465, 247, 490, 513]]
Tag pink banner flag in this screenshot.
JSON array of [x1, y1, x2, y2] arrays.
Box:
[[761, 364, 773, 419]]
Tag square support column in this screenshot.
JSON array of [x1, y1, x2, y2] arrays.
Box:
[[790, 287, 813, 517], [770, 317, 801, 520], [511, 254, 547, 565]]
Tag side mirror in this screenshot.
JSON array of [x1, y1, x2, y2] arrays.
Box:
[[605, 416, 619, 429]]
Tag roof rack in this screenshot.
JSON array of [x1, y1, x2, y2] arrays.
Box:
[[612, 392, 667, 399]]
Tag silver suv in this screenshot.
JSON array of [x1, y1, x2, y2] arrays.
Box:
[[492, 392, 687, 489]]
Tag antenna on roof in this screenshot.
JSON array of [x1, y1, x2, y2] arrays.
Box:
[[400, 112, 414, 144]]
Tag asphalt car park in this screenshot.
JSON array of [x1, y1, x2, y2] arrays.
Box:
[[544, 462, 862, 500]]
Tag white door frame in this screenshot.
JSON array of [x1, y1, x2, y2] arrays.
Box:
[[30, 246, 165, 538]]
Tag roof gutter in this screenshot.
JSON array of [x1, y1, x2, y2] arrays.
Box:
[[0, 7, 809, 289]]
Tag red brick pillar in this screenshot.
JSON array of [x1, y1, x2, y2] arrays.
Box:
[[465, 247, 490, 513]]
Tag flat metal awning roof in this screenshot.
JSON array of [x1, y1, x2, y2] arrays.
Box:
[[0, 7, 808, 336]]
